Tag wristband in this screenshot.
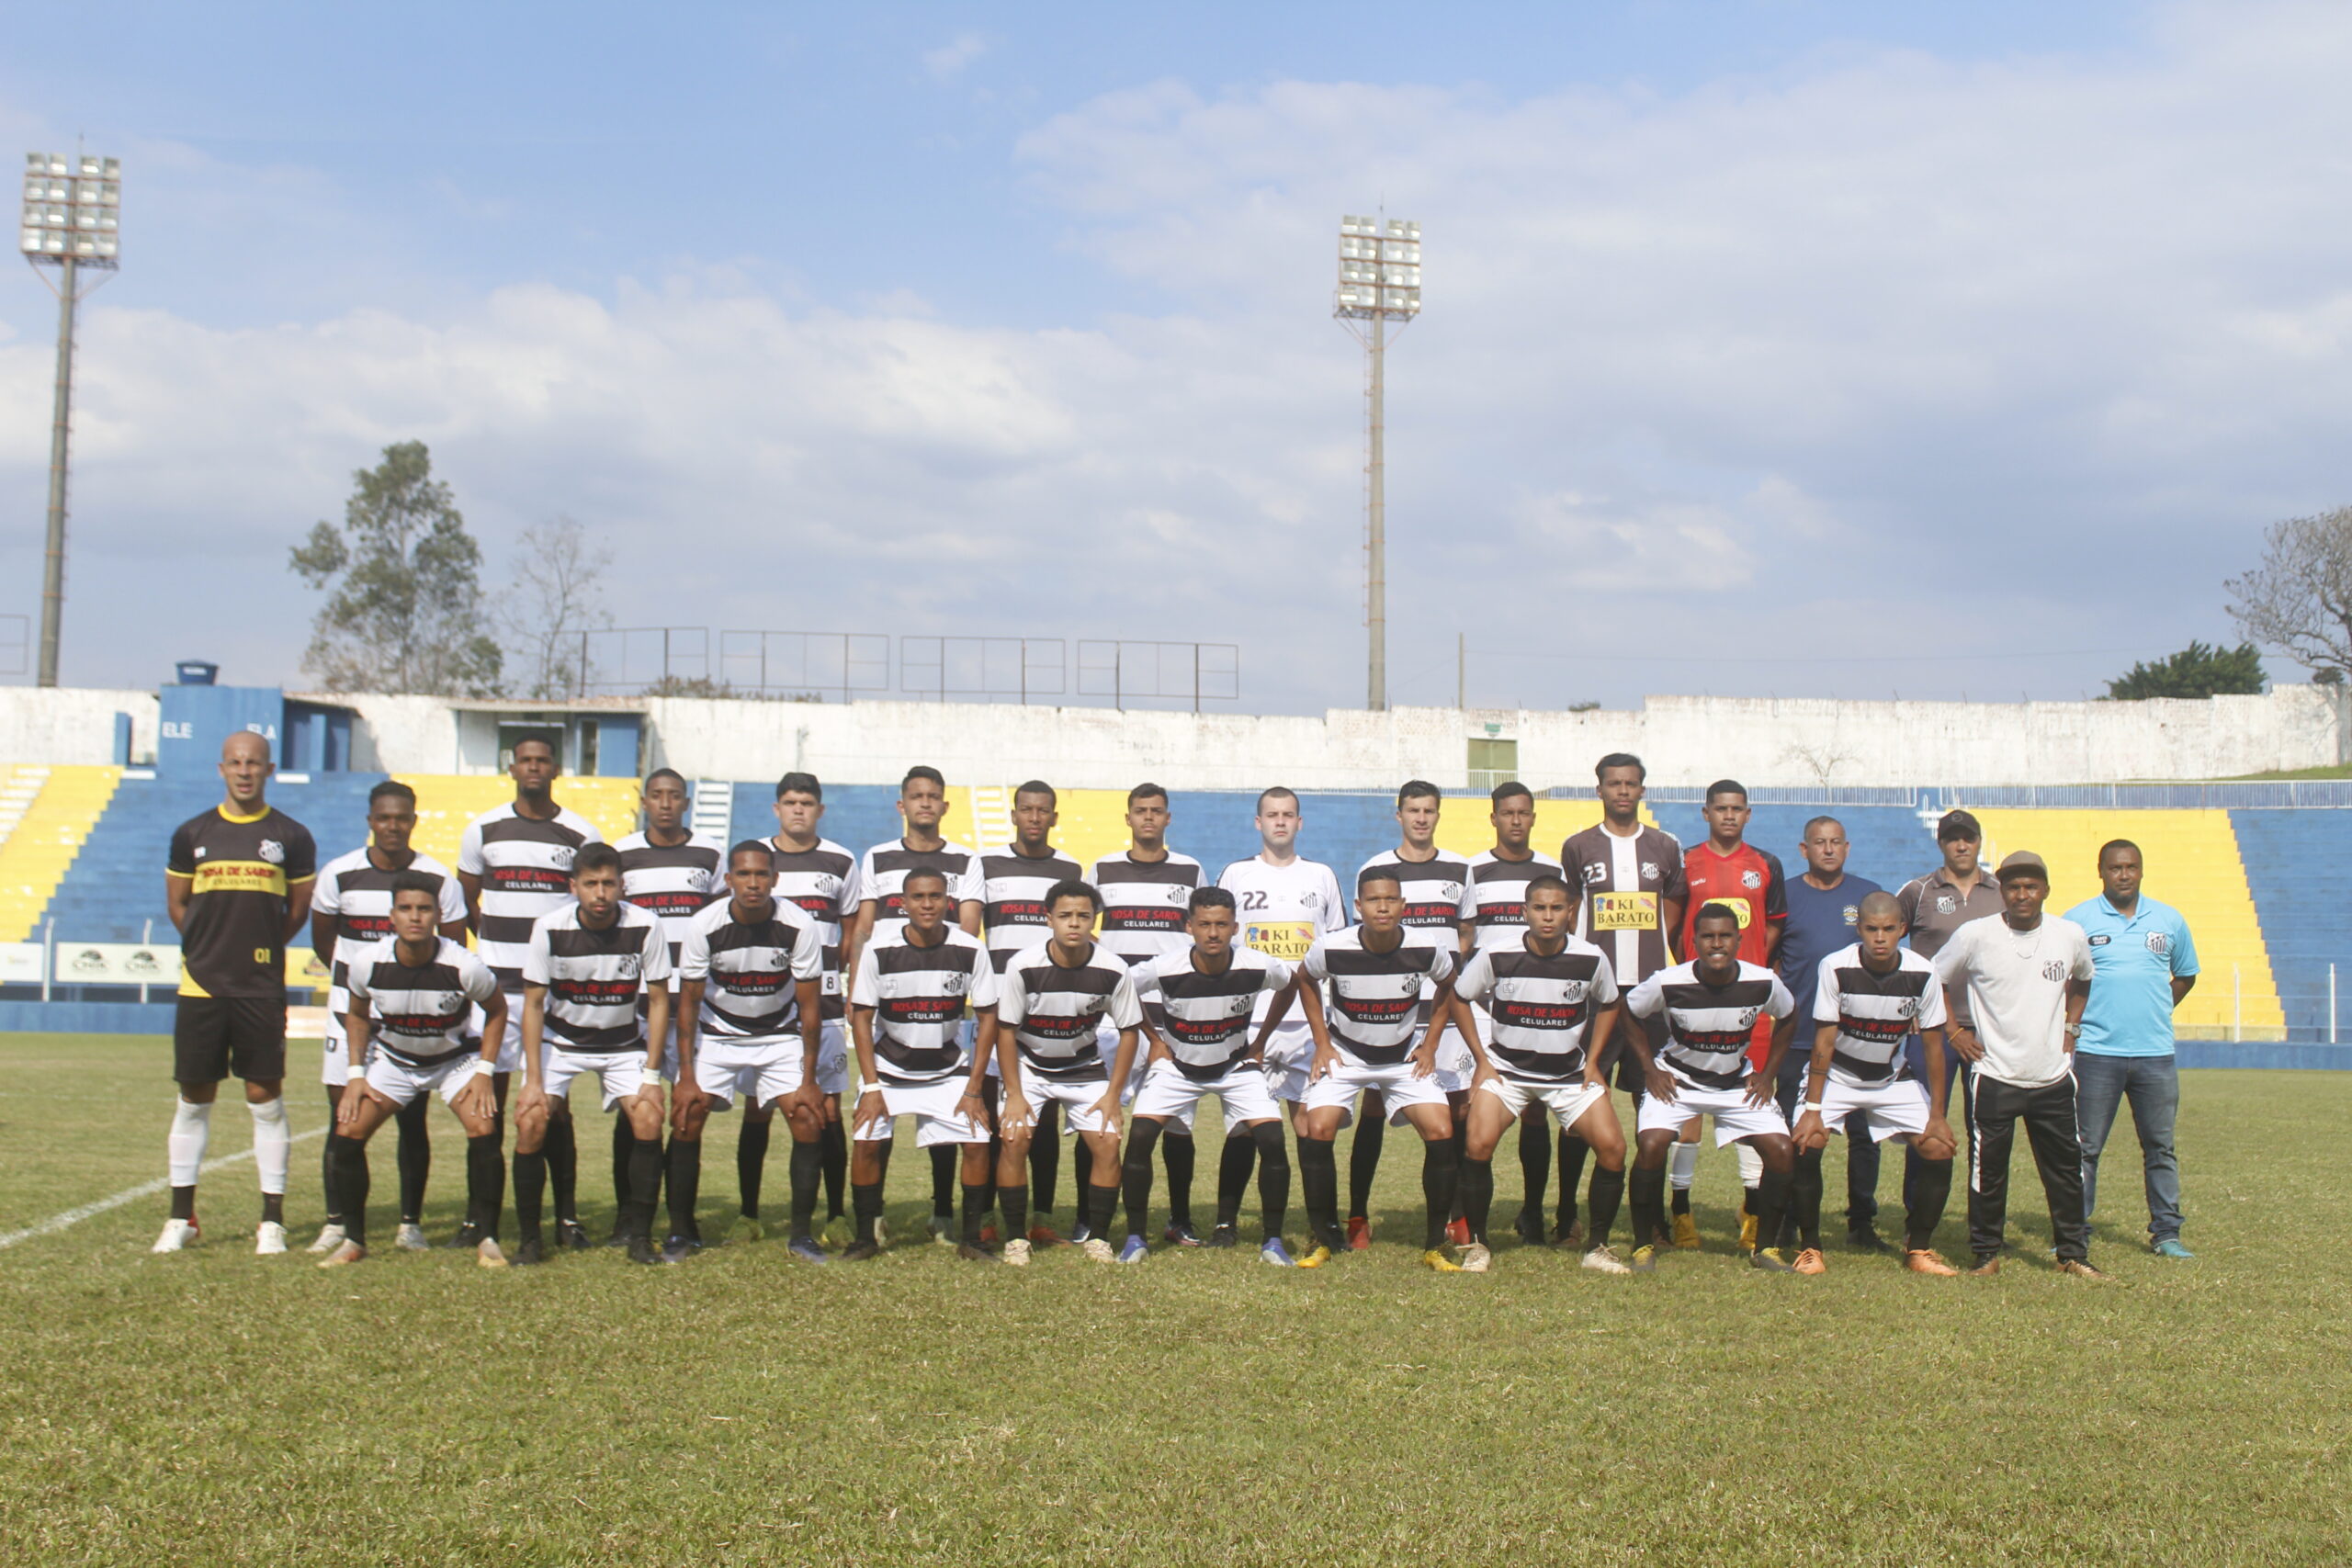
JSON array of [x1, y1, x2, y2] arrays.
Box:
[[1803, 1103, 1826, 1116]]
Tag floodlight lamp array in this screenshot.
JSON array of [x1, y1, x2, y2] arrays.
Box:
[[1335, 214, 1419, 316], [20, 152, 120, 263]]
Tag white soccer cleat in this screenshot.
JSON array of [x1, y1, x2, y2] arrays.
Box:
[[476, 1237, 509, 1269], [255, 1221, 289, 1256], [1080, 1237, 1117, 1263], [1002, 1238, 1032, 1267], [316, 1240, 366, 1269], [394, 1224, 430, 1252], [306, 1224, 347, 1254], [1459, 1242, 1492, 1274], [1582, 1245, 1633, 1275], [151, 1218, 199, 1253]]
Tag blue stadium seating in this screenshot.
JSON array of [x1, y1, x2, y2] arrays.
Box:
[[2229, 808, 2352, 1039]]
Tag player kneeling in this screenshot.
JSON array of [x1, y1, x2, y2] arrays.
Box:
[[1453, 874, 1633, 1274], [1788, 891, 1961, 1275], [319, 873, 507, 1268], [1623, 903, 1802, 1273], [994, 880, 1142, 1264], [670, 841, 828, 1262]]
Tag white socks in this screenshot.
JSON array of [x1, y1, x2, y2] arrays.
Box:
[[167, 1099, 213, 1187], [249, 1096, 291, 1196], [1735, 1141, 1763, 1188], [1668, 1139, 1698, 1192]]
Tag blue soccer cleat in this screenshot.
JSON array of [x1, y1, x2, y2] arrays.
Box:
[[1117, 1235, 1148, 1263], [1261, 1237, 1295, 1267], [787, 1236, 830, 1264]]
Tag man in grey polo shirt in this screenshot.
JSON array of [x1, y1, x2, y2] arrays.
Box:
[[1896, 811, 2005, 1180], [1932, 851, 2108, 1280]]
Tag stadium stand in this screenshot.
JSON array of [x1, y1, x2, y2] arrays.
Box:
[[2229, 808, 2352, 1042], [0, 765, 122, 942]]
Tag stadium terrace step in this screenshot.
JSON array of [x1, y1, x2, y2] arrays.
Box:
[[0, 765, 122, 942]]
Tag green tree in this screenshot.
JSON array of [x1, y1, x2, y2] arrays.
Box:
[[2104, 640, 2265, 700], [289, 442, 504, 695]]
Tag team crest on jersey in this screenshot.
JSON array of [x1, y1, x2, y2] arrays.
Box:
[[1440, 883, 1463, 903], [2041, 961, 2065, 982], [259, 840, 285, 865], [616, 953, 641, 979], [554, 847, 576, 871], [2145, 932, 2171, 955], [1560, 980, 1589, 1004], [1840, 904, 1859, 925], [940, 973, 969, 997], [1896, 998, 1917, 1019], [439, 992, 464, 1014], [1640, 862, 1659, 881], [1303, 892, 1323, 912], [1739, 869, 1761, 890], [1935, 896, 1957, 915], [1736, 1008, 1760, 1030], [814, 874, 840, 897]]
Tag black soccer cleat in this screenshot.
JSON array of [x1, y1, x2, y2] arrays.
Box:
[[625, 1233, 663, 1266], [1513, 1209, 1547, 1247], [1847, 1225, 1893, 1254], [559, 1220, 593, 1252], [447, 1222, 486, 1250], [839, 1240, 883, 1262], [662, 1234, 704, 1264], [1206, 1224, 1239, 1249], [956, 1242, 1001, 1264], [512, 1235, 546, 1267]]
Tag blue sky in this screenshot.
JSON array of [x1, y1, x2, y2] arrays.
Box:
[[4, 1, 2345, 712]]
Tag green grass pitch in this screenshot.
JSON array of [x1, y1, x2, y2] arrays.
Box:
[[2, 1032, 2347, 1565]]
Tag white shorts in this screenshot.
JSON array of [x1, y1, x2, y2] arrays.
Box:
[[1635, 1079, 1790, 1145], [1479, 1076, 1610, 1134], [695, 1035, 805, 1111], [1261, 1023, 1316, 1103], [854, 1077, 987, 1148], [1009, 1065, 1121, 1136], [1131, 1059, 1281, 1135], [1095, 1021, 1149, 1104], [816, 1020, 850, 1096], [541, 1046, 655, 1111], [322, 1013, 352, 1088], [364, 1051, 491, 1109], [1301, 1057, 1451, 1127], [475, 995, 526, 1074], [1806, 1071, 1932, 1143]]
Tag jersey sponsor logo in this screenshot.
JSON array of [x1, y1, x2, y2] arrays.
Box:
[[1243, 920, 1315, 962], [190, 860, 289, 897], [1590, 891, 1657, 931], [1697, 897, 1756, 928], [1739, 868, 1761, 890], [2089, 934, 2111, 946]]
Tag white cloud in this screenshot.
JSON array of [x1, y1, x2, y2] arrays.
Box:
[[922, 33, 989, 82]]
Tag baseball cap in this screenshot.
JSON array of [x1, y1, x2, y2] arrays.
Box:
[[1995, 851, 2049, 882], [1937, 809, 1983, 843]]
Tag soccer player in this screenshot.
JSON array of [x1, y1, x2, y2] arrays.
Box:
[[994, 880, 1142, 1265], [616, 768, 724, 1251], [1350, 780, 1474, 1249], [1788, 891, 1961, 1275], [671, 841, 826, 1261], [456, 735, 602, 1251], [1295, 869, 1465, 1272], [1773, 815, 1888, 1251], [849, 766, 984, 1245], [978, 781, 1082, 1245], [1458, 781, 1564, 1247], [1453, 874, 1632, 1274], [1125, 887, 1299, 1265], [1089, 783, 1207, 1242], [763, 773, 863, 1246], [307, 780, 466, 1254], [317, 874, 506, 1269], [1622, 903, 1800, 1273], [1559, 753, 1685, 1247], [1216, 788, 1344, 1234], [511, 843, 672, 1266], [154, 731, 317, 1255], [1932, 852, 2107, 1280], [844, 868, 1000, 1262]]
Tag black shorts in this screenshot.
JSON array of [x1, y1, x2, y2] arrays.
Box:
[[1604, 1011, 1669, 1095], [174, 996, 288, 1085]]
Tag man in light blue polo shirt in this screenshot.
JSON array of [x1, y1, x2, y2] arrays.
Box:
[[2065, 839, 2198, 1259]]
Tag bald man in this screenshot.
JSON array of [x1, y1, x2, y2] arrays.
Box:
[[156, 732, 318, 1254], [1789, 892, 1960, 1274]]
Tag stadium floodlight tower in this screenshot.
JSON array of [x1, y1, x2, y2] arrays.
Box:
[[1334, 214, 1419, 712], [19, 151, 121, 688]]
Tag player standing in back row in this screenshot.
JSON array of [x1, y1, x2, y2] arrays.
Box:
[[308, 780, 467, 1254], [1558, 753, 1685, 1247], [978, 781, 1081, 1246], [1457, 782, 1566, 1247], [456, 735, 602, 1252], [1089, 784, 1206, 1242], [616, 768, 724, 1252], [764, 773, 863, 1246], [155, 731, 318, 1255], [1351, 780, 1473, 1250]]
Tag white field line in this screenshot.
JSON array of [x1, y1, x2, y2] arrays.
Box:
[[0, 1123, 327, 1250]]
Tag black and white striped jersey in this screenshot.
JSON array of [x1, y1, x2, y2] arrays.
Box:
[[1090, 850, 1204, 966], [850, 927, 997, 1085], [1454, 931, 1619, 1083], [1812, 945, 1946, 1087], [345, 936, 500, 1068], [1459, 849, 1566, 950], [678, 897, 824, 1043], [458, 803, 603, 991], [522, 902, 672, 1054], [1624, 960, 1794, 1090], [979, 847, 1083, 971], [311, 847, 465, 1022], [1355, 848, 1471, 932], [857, 839, 984, 947], [997, 942, 1143, 1080], [1302, 927, 1458, 1067], [616, 830, 726, 987], [768, 839, 861, 1022], [1131, 948, 1293, 1081]]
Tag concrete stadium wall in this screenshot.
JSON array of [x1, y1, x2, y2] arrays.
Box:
[[6, 683, 2345, 788]]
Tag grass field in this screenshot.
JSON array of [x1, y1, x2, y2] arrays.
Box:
[[3, 1033, 2347, 1566]]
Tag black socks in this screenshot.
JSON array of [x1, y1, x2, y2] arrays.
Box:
[[1587, 1165, 1625, 1249], [1461, 1156, 1495, 1247], [611, 1110, 632, 1214], [1420, 1134, 1461, 1250], [466, 1133, 504, 1235], [787, 1138, 822, 1240], [1215, 1131, 1256, 1230], [1028, 1100, 1058, 1219], [737, 1115, 772, 1219], [325, 1133, 368, 1246], [1516, 1116, 1552, 1220], [1557, 1133, 1591, 1232], [820, 1119, 847, 1220], [1298, 1136, 1340, 1248], [1348, 1112, 1385, 1220], [853, 1180, 883, 1245], [1163, 1130, 1196, 1229], [1905, 1156, 1953, 1252], [666, 1137, 702, 1240], [960, 1181, 990, 1246], [544, 1112, 579, 1225], [1251, 1120, 1291, 1242], [1000, 1179, 1030, 1245], [929, 1144, 957, 1218], [626, 1134, 662, 1240], [393, 1094, 431, 1224], [1122, 1118, 1165, 1238], [1629, 1163, 1668, 1249], [1791, 1147, 1826, 1251], [514, 1147, 548, 1245]]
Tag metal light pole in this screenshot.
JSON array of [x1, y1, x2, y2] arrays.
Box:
[[1335, 215, 1419, 711], [19, 152, 121, 688]]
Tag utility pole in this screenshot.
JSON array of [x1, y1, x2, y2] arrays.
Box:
[[20, 151, 122, 688], [1334, 214, 1419, 712]]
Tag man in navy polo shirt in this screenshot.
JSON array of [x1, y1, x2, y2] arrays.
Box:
[[2065, 840, 2199, 1259], [1775, 815, 1886, 1250]]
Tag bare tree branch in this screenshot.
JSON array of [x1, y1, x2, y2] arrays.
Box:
[[503, 515, 615, 700], [2228, 505, 2352, 682]]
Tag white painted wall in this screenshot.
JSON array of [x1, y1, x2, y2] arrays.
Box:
[[6, 684, 2342, 787]]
